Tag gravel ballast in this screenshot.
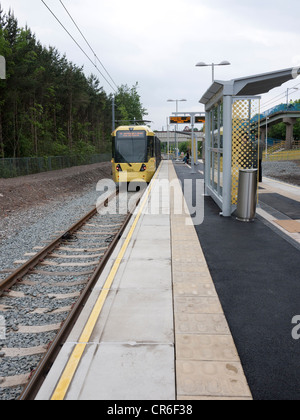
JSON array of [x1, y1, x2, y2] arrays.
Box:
[[262, 160, 300, 186], [0, 162, 112, 272], [0, 162, 131, 400]]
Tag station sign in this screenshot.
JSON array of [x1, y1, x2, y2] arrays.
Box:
[[169, 116, 191, 124], [195, 116, 205, 123], [170, 115, 205, 124]]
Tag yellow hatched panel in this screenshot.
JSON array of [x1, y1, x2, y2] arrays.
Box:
[[231, 99, 260, 205]]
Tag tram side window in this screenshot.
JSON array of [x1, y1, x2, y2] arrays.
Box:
[[112, 138, 115, 157], [155, 138, 159, 158], [155, 137, 161, 167], [147, 136, 154, 159]]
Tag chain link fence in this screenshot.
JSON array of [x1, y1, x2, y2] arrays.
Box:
[[0, 153, 112, 178]]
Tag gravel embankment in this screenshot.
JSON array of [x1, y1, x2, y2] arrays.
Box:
[[262, 160, 300, 186], [0, 162, 112, 277], [0, 189, 103, 275], [0, 162, 115, 399]]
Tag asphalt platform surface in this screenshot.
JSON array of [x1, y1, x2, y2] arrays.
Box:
[[174, 162, 300, 400]]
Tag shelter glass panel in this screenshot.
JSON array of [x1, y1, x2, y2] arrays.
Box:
[[208, 100, 224, 197], [213, 151, 218, 191], [218, 152, 223, 197]]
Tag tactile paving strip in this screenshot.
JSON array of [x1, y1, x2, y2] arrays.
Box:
[[169, 162, 252, 400], [274, 219, 300, 233]]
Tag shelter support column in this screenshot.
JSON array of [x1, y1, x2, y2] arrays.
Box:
[[260, 127, 266, 143], [221, 95, 233, 217], [204, 111, 210, 196], [283, 117, 297, 150]]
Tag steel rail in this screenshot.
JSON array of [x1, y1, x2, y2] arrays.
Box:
[[0, 192, 115, 296], [19, 191, 142, 400]]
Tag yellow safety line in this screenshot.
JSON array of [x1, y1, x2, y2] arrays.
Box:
[[264, 176, 300, 190], [51, 168, 161, 400]]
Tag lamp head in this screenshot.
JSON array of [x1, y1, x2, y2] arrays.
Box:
[[196, 62, 208, 67]]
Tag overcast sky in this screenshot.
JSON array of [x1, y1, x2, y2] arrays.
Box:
[[2, 0, 300, 130]]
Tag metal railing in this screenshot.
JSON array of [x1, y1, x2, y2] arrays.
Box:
[[260, 103, 300, 119], [263, 149, 300, 161], [0, 153, 112, 178]]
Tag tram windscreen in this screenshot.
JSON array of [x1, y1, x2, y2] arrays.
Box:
[[115, 131, 147, 163]]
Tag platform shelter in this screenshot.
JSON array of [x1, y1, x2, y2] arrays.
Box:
[[199, 67, 300, 217]]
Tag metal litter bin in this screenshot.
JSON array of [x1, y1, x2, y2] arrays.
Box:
[[236, 169, 258, 222]]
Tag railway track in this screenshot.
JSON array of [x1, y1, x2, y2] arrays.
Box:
[[0, 188, 143, 400]]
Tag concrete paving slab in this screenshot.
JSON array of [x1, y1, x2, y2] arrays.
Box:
[[67, 289, 118, 344], [261, 177, 300, 202], [116, 258, 172, 290], [142, 214, 170, 226], [36, 342, 78, 400], [175, 334, 240, 362], [172, 269, 214, 284], [100, 289, 174, 343], [173, 262, 211, 276], [134, 224, 171, 240], [176, 360, 252, 398], [173, 281, 217, 297], [126, 238, 171, 260], [174, 296, 224, 314], [75, 343, 175, 400], [274, 219, 300, 232], [174, 313, 231, 335]]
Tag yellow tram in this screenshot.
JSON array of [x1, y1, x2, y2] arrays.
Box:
[[111, 125, 161, 184]]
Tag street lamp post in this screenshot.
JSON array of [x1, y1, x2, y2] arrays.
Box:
[[166, 116, 170, 159], [265, 116, 269, 156], [286, 87, 299, 107], [167, 99, 187, 160], [112, 95, 115, 132], [196, 61, 231, 82]]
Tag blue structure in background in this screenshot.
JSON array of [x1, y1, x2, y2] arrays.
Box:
[[251, 103, 300, 148]]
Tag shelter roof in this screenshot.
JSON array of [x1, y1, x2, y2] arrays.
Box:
[[199, 67, 300, 106]]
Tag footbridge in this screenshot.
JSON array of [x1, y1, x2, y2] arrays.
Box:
[[259, 103, 300, 148], [155, 130, 204, 144]]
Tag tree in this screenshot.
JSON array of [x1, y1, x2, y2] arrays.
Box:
[[0, 6, 11, 157], [114, 83, 148, 126], [0, 6, 148, 159]]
